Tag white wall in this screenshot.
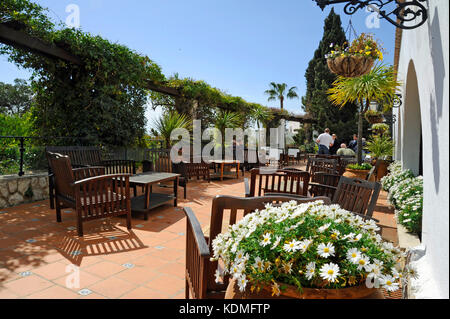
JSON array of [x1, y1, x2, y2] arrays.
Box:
[[394, 0, 449, 298]]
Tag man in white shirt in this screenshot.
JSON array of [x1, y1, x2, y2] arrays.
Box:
[[316, 128, 334, 155]]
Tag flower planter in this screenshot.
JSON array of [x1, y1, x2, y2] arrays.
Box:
[[225, 279, 384, 299], [343, 168, 373, 181], [365, 115, 384, 124], [327, 56, 374, 78]]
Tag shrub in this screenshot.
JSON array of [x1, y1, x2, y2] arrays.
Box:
[[347, 163, 372, 170]]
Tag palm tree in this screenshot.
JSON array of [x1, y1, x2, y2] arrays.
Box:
[[214, 110, 243, 158], [264, 82, 299, 110], [250, 104, 273, 129], [327, 64, 401, 164], [153, 111, 192, 148]]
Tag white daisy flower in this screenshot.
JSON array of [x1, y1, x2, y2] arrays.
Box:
[[317, 242, 335, 258], [346, 248, 361, 264], [356, 255, 371, 271], [271, 236, 282, 250], [299, 239, 313, 253], [305, 262, 316, 280], [260, 233, 272, 247], [380, 275, 399, 292], [318, 223, 331, 233], [283, 239, 302, 253], [252, 257, 264, 271], [214, 269, 222, 283], [283, 262, 293, 274], [237, 275, 248, 292], [320, 263, 340, 283]]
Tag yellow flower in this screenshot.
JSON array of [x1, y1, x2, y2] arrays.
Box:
[[359, 50, 364, 54], [378, 51, 384, 61], [365, 51, 372, 56]]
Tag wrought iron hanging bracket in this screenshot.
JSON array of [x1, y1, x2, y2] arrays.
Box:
[[313, 0, 428, 30]]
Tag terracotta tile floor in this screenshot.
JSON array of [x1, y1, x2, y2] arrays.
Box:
[[0, 167, 398, 299]]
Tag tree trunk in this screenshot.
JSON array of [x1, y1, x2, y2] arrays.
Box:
[[357, 110, 363, 165], [280, 97, 284, 110]]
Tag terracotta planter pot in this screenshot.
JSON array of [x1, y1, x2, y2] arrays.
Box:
[[375, 159, 391, 181], [343, 168, 373, 181], [225, 279, 384, 299], [327, 56, 374, 78]]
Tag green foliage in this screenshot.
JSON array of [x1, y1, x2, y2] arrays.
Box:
[[1, 0, 165, 147], [371, 123, 390, 135], [302, 9, 361, 144], [0, 79, 34, 115], [365, 134, 393, 159], [152, 112, 192, 148], [347, 163, 372, 170]]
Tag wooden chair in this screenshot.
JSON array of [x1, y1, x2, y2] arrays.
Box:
[[306, 157, 339, 177], [173, 162, 211, 199], [244, 168, 310, 198], [47, 152, 131, 237], [183, 195, 331, 299], [46, 146, 136, 209], [338, 156, 357, 175], [309, 171, 341, 198]]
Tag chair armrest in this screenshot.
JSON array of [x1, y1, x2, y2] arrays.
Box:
[[183, 207, 210, 257], [72, 174, 130, 187], [72, 166, 106, 181], [244, 178, 251, 197]]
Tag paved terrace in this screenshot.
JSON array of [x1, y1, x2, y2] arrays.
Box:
[[0, 169, 399, 299]]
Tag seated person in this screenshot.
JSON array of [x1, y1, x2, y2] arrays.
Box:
[[336, 143, 356, 156]]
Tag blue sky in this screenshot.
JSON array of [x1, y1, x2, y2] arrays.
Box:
[[0, 0, 396, 119]]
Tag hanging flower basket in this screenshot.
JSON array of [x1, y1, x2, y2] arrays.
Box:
[[326, 33, 382, 78], [327, 56, 375, 78], [365, 111, 384, 124]]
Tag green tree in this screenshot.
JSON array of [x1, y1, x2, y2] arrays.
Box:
[[152, 112, 192, 148], [0, 79, 34, 115], [250, 104, 273, 129], [265, 82, 298, 110], [328, 64, 401, 163], [302, 8, 362, 144], [214, 110, 242, 157]]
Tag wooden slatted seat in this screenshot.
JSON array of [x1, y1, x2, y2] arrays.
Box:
[[244, 168, 310, 198], [47, 152, 131, 237], [183, 195, 331, 299]]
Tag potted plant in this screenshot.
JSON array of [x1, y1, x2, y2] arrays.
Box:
[[343, 163, 374, 181], [365, 110, 384, 124], [213, 200, 407, 299], [371, 123, 390, 136], [326, 33, 383, 78], [366, 134, 394, 180]]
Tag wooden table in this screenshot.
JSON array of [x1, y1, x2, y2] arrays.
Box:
[[128, 172, 180, 220], [210, 160, 240, 181]]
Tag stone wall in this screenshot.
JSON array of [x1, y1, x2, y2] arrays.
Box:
[[0, 173, 49, 209]]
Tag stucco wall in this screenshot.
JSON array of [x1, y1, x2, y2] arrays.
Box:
[[393, 0, 449, 298]]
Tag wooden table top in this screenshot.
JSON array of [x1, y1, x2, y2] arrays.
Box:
[[209, 160, 240, 164], [128, 172, 180, 186]]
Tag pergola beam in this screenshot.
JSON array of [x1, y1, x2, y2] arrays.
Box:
[[0, 23, 82, 65]]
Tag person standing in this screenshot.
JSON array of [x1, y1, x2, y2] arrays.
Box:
[[316, 128, 334, 155], [329, 134, 340, 155], [348, 134, 358, 152]]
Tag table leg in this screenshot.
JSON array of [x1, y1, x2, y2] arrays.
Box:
[[144, 184, 150, 221], [220, 163, 224, 181], [174, 177, 178, 207], [236, 162, 240, 179]]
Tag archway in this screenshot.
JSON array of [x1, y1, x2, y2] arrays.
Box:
[[401, 60, 423, 176]]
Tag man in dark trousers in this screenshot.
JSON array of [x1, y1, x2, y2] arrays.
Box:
[[329, 134, 340, 155]]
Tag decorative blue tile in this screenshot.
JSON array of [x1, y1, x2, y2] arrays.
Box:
[[67, 226, 77, 231], [135, 224, 144, 228], [155, 246, 165, 250], [31, 218, 39, 222], [108, 236, 118, 240], [78, 288, 92, 296], [26, 239, 37, 243], [0, 211, 6, 214], [32, 205, 41, 208], [19, 271, 33, 277], [156, 216, 164, 219], [122, 263, 135, 269], [178, 232, 185, 236], [70, 250, 83, 256], [64, 210, 72, 214]]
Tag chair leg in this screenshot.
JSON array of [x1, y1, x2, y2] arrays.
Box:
[[76, 211, 83, 237], [55, 199, 62, 223], [49, 180, 55, 210], [185, 280, 190, 299], [126, 212, 132, 230], [184, 185, 187, 199]]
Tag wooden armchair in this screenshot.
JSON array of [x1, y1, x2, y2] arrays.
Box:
[[183, 195, 331, 299], [48, 152, 132, 237], [173, 161, 211, 199], [306, 157, 339, 177], [244, 168, 310, 198], [309, 171, 341, 198]]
